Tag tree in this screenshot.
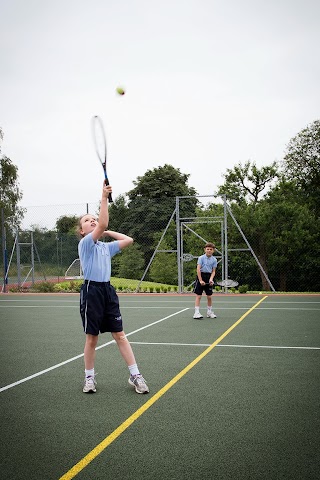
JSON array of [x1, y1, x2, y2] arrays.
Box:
[[217, 160, 279, 204], [0, 128, 25, 232], [127, 164, 197, 200], [56, 215, 78, 234], [108, 194, 131, 232], [149, 250, 178, 285], [121, 164, 198, 268], [282, 119, 320, 215], [216, 161, 280, 290], [259, 180, 320, 291], [216, 168, 320, 291], [117, 242, 145, 280]]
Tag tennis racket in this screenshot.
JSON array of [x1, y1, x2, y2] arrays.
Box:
[[200, 280, 239, 287], [215, 279, 239, 288], [91, 115, 113, 202]]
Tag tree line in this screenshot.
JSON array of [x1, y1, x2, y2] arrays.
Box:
[[1, 120, 319, 291]]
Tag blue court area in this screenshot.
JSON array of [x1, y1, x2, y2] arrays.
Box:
[[0, 293, 319, 479]]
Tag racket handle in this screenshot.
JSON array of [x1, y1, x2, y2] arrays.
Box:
[[104, 177, 113, 203]]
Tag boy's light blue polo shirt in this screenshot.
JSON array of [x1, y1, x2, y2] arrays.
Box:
[[78, 233, 120, 282], [197, 254, 217, 273]]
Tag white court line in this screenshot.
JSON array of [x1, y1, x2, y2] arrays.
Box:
[[1, 305, 320, 311], [0, 308, 189, 393], [130, 341, 320, 350], [0, 305, 190, 310]]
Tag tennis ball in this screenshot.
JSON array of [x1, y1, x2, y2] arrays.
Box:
[[259, 292, 262, 294], [116, 86, 125, 95]]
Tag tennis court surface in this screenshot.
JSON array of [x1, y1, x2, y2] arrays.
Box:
[[1, 293, 319, 479]]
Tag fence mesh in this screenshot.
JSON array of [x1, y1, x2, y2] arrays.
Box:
[[1, 196, 317, 293]]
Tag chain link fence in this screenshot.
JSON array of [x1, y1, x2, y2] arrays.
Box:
[[1, 196, 317, 293]]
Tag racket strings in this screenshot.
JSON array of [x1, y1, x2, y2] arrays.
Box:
[[92, 117, 107, 163]]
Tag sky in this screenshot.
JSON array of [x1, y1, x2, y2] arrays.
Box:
[[1, 0, 319, 212]]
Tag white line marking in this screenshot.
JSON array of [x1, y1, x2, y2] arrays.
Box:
[[1, 305, 320, 311], [129, 342, 320, 350], [0, 308, 189, 393], [96, 309, 189, 350]]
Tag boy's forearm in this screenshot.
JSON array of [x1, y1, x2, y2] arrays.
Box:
[[103, 230, 128, 239], [98, 197, 109, 230], [209, 270, 216, 282], [196, 266, 202, 281]]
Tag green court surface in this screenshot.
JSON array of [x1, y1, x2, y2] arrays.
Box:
[[0, 293, 319, 479]]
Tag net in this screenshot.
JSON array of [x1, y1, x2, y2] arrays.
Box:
[[65, 258, 83, 280]]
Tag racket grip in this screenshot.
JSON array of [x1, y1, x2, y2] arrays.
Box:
[[104, 177, 113, 203]]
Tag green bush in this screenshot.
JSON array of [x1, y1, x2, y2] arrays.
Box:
[[36, 282, 56, 293], [238, 284, 249, 294], [52, 281, 81, 293]]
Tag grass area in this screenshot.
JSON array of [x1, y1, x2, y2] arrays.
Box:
[[6, 277, 319, 294], [23, 277, 179, 294]]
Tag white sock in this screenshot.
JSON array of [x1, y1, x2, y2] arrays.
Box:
[[85, 368, 94, 378], [195, 307, 200, 313], [128, 364, 140, 376]]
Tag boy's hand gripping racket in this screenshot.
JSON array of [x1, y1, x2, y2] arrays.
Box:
[[91, 115, 113, 202]]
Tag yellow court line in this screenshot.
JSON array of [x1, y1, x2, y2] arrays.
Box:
[[59, 296, 268, 480]]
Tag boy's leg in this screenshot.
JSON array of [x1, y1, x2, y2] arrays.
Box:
[[193, 294, 203, 318], [206, 295, 217, 318], [112, 331, 149, 394], [83, 334, 99, 393], [84, 333, 99, 369], [111, 331, 136, 366], [207, 295, 212, 309], [194, 294, 202, 308]]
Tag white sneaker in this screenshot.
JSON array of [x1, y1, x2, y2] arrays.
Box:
[[207, 312, 217, 318], [128, 374, 149, 394], [193, 312, 203, 319], [83, 376, 97, 393]]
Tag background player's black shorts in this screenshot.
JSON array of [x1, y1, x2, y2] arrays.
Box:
[[193, 272, 213, 296], [80, 281, 123, 335]]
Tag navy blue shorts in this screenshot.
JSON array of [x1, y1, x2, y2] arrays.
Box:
[[80, 281, 123, 335], [193, 273, 213, 296]]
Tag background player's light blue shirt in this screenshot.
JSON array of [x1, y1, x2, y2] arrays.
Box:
[[78, 233, 121, 282], [197, 254, 217, 273]]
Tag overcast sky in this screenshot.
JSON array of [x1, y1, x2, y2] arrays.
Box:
[[1, 0, 319, 209]]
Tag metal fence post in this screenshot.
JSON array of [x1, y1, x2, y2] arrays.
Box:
[[1, 208, 7, 293]]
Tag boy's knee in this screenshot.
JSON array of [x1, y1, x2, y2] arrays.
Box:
[[86, 335, 98, 347], [114, 332, 128, 342]]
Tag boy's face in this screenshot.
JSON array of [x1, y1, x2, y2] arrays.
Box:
[[204, 246, 214, 256], [80, 214, 97, 236]]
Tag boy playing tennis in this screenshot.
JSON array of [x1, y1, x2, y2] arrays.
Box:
[[77, 182, 149, 394], [193, 242, 217, 319]]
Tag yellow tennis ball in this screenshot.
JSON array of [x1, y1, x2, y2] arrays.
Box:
[[116, 86, 125, 95], [259, 292, 262, 294]]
